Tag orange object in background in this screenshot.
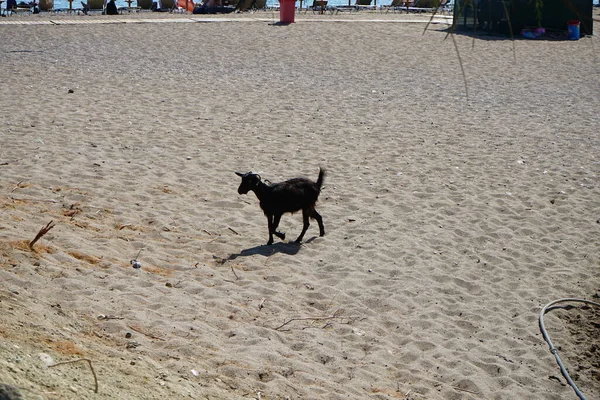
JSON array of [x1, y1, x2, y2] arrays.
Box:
[[177, 0, 194, 11]]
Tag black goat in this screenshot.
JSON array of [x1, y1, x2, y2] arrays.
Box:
[[235, 168, 326, 245]]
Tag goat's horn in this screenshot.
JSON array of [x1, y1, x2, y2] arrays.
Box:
[[235, 172, 244, 177]]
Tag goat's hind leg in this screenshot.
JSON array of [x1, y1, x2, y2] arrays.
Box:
[[312, 209, 325, 237]]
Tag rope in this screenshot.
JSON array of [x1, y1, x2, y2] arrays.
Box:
[[539, 298, 600, 400]]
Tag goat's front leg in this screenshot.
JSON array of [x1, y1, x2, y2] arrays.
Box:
[[295, 209, 311, 243], [272, 214, 285, 241], [266, 215, 275, 245]]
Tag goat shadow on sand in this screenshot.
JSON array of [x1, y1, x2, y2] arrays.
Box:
[[221, 237, 319, 263]]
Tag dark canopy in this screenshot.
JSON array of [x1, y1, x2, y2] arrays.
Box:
[[453, 0, 594, 36]]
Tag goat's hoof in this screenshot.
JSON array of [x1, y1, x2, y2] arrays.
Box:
[[267, 240, 274, 245]]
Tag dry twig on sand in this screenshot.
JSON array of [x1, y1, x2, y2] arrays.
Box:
[[231, 266, 240, 280], [452, 386, 478, 395], [11, 181, 23, 192], [11, 196, 57, 203], [48, 358, 99, 393], [29, 220, 55, 250], [274, 316, 339, 331], [128, 325, 166, 341], [273, 310, 348, 331]]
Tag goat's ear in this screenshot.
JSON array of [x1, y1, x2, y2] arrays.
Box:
[[235, 172, 244, 177]]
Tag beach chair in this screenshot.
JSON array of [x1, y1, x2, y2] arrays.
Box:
[[5, 0, 33, 15], [158, 0, 175, 10], [86, 0, 105, 12], [118, 0, 141, 12], [439, 0, 452, 15], [235, 0, 265, 12], [305, 0, 330, 14], [403, 0, 436, 13], [136, 0, 152, 9], [193, 0, 236, 13], [355, 0, 375, 9], [334, 0, 374, 12], [386, 0, 423, 13], [383, 0, 402, 13]]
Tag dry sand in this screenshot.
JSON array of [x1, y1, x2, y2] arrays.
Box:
[[1, 10, 599, 400]]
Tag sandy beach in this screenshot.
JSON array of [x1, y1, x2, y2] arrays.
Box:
[[1, 10, 599, 400]]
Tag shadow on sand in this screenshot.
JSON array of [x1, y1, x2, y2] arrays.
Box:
[[444, 26, 574, 41], [218, 236, 320, 264]]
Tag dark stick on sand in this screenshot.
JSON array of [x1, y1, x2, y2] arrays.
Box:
[[49, 358, 99, 393], [29, 220, 55, 250]]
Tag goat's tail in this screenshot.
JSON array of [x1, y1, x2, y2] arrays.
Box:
[[316, 167, 326, 190]]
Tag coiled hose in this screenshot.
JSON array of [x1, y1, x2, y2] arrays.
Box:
[[539, 298, 600, 400]]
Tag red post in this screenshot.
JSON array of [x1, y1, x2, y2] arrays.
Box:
[[279, 0, 295, 23]]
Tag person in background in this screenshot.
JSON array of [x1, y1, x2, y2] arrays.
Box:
[[6, 0, 17, 13], [105, 0, 118, 14]]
